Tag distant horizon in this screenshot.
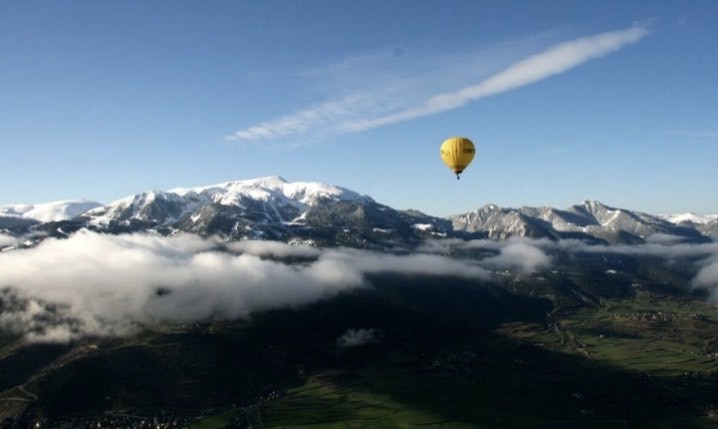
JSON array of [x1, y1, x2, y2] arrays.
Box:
[[2, 174, 716, 218]]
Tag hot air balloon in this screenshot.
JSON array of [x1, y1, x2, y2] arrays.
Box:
[[440, 136, 475, 179]]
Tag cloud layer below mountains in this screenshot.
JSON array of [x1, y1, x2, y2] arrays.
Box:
[[0, 231, 489, 342], [0, 233, 18, 248], [0, 231, 716, 343], [420, 235, 718, 295]]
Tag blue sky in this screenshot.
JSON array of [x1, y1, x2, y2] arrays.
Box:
[[1, 0, 716, 217]]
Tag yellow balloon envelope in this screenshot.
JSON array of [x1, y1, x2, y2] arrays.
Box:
[[440, 136, 475, 179]]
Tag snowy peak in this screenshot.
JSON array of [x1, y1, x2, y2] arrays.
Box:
[[568, 200, 670, 232], [85, 191, 188, 224], [67, 176, 420, 246], [170, 176, 370, 206], [452, 200, 711, 244], [3, 180, 715, 247], [450, 204, 558, 240], [569, 200, 622, 226], [83, 177, 374, 228], [0, 200, 102, 222], [660, 213, 718, 225], [468, 204, 504, 223]]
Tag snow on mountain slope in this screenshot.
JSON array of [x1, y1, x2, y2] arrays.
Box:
[[452, 200, 710, 243], [170, 176, 368, 207], [84, 176, 373, 226], [3, 176, 714, 246], [565, 200, 675, 238], [660, 213, 718, 225], [450, 204, 561, 240], [0, 200, 102, 222], [700, 219, 718, 237]]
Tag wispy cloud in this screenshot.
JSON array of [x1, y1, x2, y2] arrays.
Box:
[[340, 24, 649, 133], [226, 93, 380, 143], [227, 24, 650, 144]]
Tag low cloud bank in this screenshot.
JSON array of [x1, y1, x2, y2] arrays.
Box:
[[423, 236, 718, 298], [2, 231, 717, 343], [0, 233, 18, 249], [454, 237, 553, 272], [225, 240, 321, 259], [694, 254, 718, 299], [0, 231, 488, 342], [554, 239, 718, 259]]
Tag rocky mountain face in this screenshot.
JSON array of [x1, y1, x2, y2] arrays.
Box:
[[2, 177, 714, 247], [699, 219, 718, 238], [450, 200, 709, 244], [9, 177, 449, 249]]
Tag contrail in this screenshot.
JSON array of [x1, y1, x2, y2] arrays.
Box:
[[227, 23, 650, 143], [340, 24, 650, 132]]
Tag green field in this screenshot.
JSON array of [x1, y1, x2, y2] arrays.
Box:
[[189, 288, 718, 429]]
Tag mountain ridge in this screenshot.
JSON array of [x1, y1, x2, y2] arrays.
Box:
[[0, 200, 102, 223], [2, 177, 715, 246]]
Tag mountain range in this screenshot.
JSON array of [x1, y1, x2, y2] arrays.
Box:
[[2, 176, 716, 247], [3, 177, 718, 427]]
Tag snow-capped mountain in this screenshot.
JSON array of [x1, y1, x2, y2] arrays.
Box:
[[656, 213, 718, 239], [2, 177, 715, 246], [0, 200, 102, 231], [659, 213, 718, 226], [451, 200, 710, 244], [449, 204, 561, 241], [35, 176, 445, 247], [84, 176, 372, 227], [699, 219, 718, 238]]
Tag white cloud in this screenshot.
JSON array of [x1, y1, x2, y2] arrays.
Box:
[[226, 93, 379, 143], [225, 239, 321, 259], [0, 233, 18, 249], [227, 24, 649, 144], [0, 232, 360, 341], [694, 256, 718, 296], [336, 328, 381, 348], [0, 232, 488, 343], [645, 233, 688, 244], [422, 236, 718, 288], [419, 237, 553, 273], [561, 240, 718, 259], [320, 248, 490, 279], [482, 241, 551, 273], [342, 24, 648, 132], [6, 229, 717, 343]]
